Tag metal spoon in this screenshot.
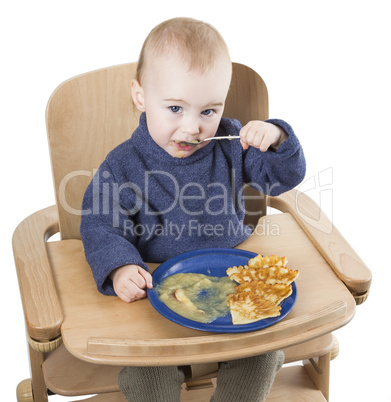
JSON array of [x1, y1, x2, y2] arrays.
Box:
[[180, 135, 241, 146]]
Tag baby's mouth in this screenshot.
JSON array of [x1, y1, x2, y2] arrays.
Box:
[[174, 139, 200, 147], [171, 140, 199, 151]]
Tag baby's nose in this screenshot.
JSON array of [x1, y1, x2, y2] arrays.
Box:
[[182, 118, 200, 135]]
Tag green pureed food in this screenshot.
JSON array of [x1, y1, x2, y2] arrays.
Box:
[[157, 273, 236, 323]]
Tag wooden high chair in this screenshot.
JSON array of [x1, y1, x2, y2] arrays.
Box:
[[14, 62, 371, 402]]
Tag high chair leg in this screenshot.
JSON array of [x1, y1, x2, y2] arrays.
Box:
[[303, 352, 331, 401], [303, 335, 339, 401], [28, 344, 48, 402], [17, 344, 48, 402]]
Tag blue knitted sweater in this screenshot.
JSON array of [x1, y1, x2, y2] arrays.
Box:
[[80, 113, 305, 295]]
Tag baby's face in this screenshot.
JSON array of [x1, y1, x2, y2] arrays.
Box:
[[133, 53, 232, 158]]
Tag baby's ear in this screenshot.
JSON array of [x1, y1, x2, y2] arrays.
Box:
[[131, 79, 145, 112]]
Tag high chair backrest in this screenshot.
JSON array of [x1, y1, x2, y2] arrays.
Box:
[[46, 62, 269, 240]]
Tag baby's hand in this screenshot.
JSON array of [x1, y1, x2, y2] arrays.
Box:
[[239, 121, 287, 152], [109, 264, 153, 303]]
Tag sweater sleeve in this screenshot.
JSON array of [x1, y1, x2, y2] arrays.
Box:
[[80, 160, 149, 296], [243, 118, 306, 196]]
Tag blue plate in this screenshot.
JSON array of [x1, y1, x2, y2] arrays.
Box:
[[147, 248, 297, 333]]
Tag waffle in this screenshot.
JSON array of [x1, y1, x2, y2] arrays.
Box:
[[227, 292, 282, 324], [233, 280, 293, 305], [226, 254, 298, 325], [248, 254, 288, 268], [226, 265, 299, 285]]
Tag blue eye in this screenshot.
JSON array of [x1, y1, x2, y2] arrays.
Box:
[[169, 106, 182, 113], [201, 109, 214, 116]]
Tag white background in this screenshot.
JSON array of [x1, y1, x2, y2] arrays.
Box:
[[1, 1, 390, 401]]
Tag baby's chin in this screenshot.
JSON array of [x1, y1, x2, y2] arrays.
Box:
[[174, 150, 187, 158]]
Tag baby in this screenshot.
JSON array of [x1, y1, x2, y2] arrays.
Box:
[[81, 17, 305, 402]]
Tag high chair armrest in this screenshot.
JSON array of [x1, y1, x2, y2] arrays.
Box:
[[268, 189, 372, 296], [13, 205, 63, 341]]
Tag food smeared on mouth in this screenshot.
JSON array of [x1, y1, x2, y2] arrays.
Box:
[[174, 139, 200, 147], [174, 151, 186, 158], [169, 140, 197, 158]]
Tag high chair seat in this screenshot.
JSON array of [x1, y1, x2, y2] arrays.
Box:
[[13, 62, 371, 402]]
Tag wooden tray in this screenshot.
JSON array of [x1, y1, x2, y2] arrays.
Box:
[[49, 212, 356, 366]]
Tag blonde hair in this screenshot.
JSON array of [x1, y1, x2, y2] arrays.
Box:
[[136, 17, 231, 84]]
